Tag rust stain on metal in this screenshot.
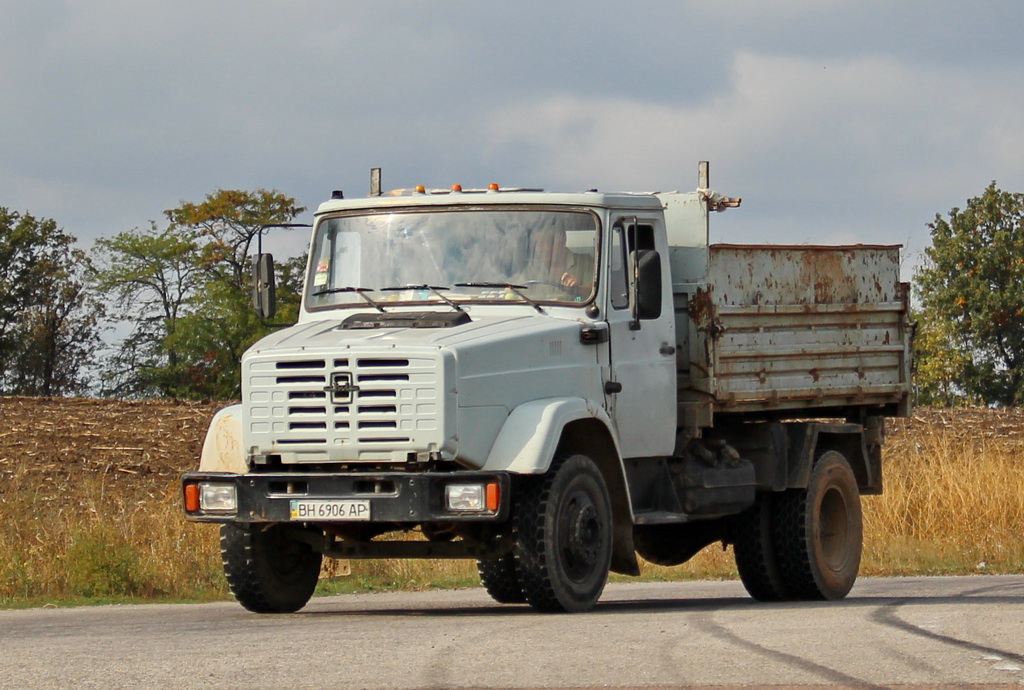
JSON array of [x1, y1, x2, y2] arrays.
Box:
[[698, 244, 909, 417], [800, 249, 856, 304], [689, 288, 716, 330]]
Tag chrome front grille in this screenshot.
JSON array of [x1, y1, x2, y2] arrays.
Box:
[[244, 352, 446, 462]]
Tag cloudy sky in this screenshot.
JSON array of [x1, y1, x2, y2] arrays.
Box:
[[4, 1, 1024, 274]]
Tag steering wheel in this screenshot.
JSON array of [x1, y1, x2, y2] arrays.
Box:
[[522, 280, 564, 289]]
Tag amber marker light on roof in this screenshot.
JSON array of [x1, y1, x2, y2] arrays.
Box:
[[414, 185, 426, 193], [488, 183, 499, 191]]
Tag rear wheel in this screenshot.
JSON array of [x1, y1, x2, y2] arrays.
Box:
[[733, 493, 790, 601], [514, 454, 612, 612], [221, 523, 322, 613], [477, 552, 526, 604], [774, 451, 862, 600]]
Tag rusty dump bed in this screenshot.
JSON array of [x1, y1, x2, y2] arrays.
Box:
[[676, 244, 912, 427]]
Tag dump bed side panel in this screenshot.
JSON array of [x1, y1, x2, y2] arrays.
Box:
[[676, 244, 912, 425]]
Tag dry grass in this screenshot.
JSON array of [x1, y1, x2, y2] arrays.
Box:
[[0, 463, 223, 601], [1, 399, 1022, 605], [861, 409, 1024, 576]]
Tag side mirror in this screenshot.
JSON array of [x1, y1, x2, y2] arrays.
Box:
[[630, 249, 662, 328], [253, 253, 276, 320]]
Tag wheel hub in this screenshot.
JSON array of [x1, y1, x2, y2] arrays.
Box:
[[567, 501, 602, 567], [819, 486, 850, 570]]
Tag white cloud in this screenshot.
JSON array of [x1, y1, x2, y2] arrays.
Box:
[[484, 51, 1024, 250], [2, 0, 1024, 268]]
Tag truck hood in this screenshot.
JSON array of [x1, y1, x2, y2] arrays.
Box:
[[247, 308, 603, 413], [247, 310, 588, 355]]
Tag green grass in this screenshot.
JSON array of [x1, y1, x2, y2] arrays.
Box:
[[315, 572, 482, 597]]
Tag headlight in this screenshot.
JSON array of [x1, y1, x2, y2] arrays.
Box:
[[199, 482, 238, 513], [446, 484, 485, 512], [445, 482, 500, 513]]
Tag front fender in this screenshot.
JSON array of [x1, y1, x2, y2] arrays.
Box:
[[483, 397, 617, 474], [198, 404, 247, 474]]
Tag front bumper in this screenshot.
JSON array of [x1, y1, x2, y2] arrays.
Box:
[[182, 470, 511, 524]]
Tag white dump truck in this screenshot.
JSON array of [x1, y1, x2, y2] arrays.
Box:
[[183, 163, 912, 613]]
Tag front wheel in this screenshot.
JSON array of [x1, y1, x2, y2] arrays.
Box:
[[774, 451, 863, 600], [514, 454, 613, 613], [221, 523, 322, 613]]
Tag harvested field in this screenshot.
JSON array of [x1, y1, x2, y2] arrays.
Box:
[[889, 406, 1024, 444], [1, 397, 1022, 604], [0, 397, 218, 510]]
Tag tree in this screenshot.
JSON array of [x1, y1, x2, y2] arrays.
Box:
[[94, 189, 306, 399], [92, 222, 203, 397], [914, 183, 1024, 405], [0, 209, 104, 395], [164, 189, 306, 399], [165, 189, 304, 291], [911, 306, 976, 406]]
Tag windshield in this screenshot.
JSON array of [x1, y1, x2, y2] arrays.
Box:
[[306, 207, 600, 310]]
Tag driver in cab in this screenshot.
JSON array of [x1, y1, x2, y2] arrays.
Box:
[[517, 221, 593, 295]]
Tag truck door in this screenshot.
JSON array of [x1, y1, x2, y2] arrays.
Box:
[[603, 217, 677, 458]]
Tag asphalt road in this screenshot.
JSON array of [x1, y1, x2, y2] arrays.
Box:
[[1, 575, 1022, 689]]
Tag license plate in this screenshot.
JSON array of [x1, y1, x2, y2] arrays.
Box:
[[289, 499, 371, 521]]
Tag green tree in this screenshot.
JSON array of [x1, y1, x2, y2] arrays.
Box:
[[165, 188, 304, 290], [164, 189, 305, 399], [94, 189, 306, 399], [914, 183, 1024, 405], [0, 208, 104, 395], [92, 222, 202, 397], [912, 306, 976, 406]]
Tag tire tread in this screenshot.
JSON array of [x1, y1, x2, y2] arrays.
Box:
[[514, 470, 562, 611], [477, 553, 526, 604], [734, 494, 790, 601]]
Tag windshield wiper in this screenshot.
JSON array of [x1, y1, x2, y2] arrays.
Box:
[[455, 282, 545, 313], [380, 284, 465, 313], [311, 286, 387, 313]]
